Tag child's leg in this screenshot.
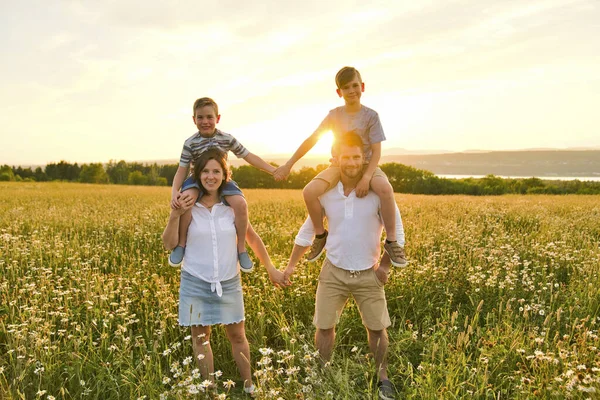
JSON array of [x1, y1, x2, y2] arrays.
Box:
[[224, 194, 248, 254], [370, 176, 396, 242], [302, 179, 330, 235], [177, 188, 200, 247]]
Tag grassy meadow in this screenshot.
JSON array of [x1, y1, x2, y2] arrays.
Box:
[[1, 182, 600, 399]]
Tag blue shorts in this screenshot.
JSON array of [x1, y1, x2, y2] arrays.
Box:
[[181, 176, 244, 201], [179, 270, 245, 326]]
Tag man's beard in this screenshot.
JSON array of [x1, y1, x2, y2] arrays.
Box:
[[341, 166, 362, 179]]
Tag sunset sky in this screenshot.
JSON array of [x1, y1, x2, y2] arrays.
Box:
[[1, 0, 599, 166]]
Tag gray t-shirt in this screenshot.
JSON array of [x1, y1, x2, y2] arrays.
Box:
[[314, 105, 385, 162]]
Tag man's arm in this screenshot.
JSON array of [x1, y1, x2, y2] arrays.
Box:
[[355, 142, 381, 198], [283, 244, 310, 282], [283, 215, 318, 282], [243, 153, 276, 175], [171, 166, 189, 208]]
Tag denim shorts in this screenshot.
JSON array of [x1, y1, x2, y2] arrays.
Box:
[[178, 269, 245, 326], [181, 176, 244, 201]]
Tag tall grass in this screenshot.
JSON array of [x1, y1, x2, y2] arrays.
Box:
[[1, 182, 599, 399]]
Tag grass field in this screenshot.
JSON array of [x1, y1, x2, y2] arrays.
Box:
[[1, 182, 600, 399]]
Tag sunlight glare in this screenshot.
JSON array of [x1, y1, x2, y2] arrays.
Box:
[[308, 130, 334, 156]]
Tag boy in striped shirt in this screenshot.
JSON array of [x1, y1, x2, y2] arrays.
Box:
[[169, 97, 276, 271]]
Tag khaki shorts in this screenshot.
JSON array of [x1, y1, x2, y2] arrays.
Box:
[[313, 258, 391, 331], [313, 165, 388, 191]]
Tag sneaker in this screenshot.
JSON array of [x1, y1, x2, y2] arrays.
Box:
[[383, 241, 407, 267], [378, 380, 396, 400], [239, 252, 254, 273], [244, 384, 256, 396], [168, 246, 185, 267], [306, 231, 328, 262]]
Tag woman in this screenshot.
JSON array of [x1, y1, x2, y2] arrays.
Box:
[[162, 148, 286, 395]]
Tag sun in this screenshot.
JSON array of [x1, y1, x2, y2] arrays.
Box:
[[307, 130, 334, 156]]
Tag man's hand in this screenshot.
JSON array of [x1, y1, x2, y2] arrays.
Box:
[[283, 265, 295, 285], [267, 268, 290, 288], [355, 176, 370, 198], [374, 261, 391, 285], [274, 164, 292, 181]]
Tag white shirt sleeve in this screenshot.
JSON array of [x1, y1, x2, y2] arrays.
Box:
[[294, 216, 317, 247]]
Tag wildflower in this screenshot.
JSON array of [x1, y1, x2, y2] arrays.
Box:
[[182, 356, 192, 366], [259, 347, 274, 356], [36, 390, 47, 397], [197, 354, 205, 361], [351, 346, 358, 352], [200, 380, 213, 390], [223, 379, 235, 389], [192, 369, 200, 379], [162, 376, 171, 384], [539, 309, 545, 316], [184, 335, 191, 340], [213, 370, 223, 378], [217, 394, 227, 400], [48, 397, 55, 400]]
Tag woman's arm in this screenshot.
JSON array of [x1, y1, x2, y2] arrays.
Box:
[[162, 201, 193, 249], [246, 223, 288, 287]]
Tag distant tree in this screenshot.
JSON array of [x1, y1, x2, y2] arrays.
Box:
[[0, 165, 15, 181], [160, 164, 179, 186], [127, 171, 148, 185], [106, 160, 130, 184], [34, 167, 48, 182], [79, 163, 109, 184]]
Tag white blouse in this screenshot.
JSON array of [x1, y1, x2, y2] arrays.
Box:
[[182, 202, 239, 297]]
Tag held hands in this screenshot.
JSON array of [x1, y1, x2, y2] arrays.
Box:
[[355, 176, 370, 198], [171, 194, 194, 216], [283, 265, 295, 286], [170, 193, 181, 209], [267, 266, 291, 288], [273, 164, 292, 181]]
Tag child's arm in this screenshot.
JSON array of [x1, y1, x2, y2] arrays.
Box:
[[171, 166, 189, 209], [273, 132, 321, 181], [355, 142, 382, 198], [243, 152, 276, 175]]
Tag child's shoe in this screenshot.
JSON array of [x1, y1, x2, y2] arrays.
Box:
[[168, 246, 185, 267], [383, 241, 407, 267], [306, 230, 328, 262], [239, 252, 254, 273]]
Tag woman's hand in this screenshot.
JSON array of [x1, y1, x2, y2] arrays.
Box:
[[267, 267, 290, 288], [172, 195, 194, 216]]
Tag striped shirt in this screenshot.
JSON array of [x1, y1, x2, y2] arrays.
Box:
[[179, 129, 250, 168], [314, 105, 385, 163]]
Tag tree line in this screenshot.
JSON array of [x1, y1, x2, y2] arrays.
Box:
[[2, 160, 600, 195]]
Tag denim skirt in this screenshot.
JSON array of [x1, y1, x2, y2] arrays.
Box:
[[178, 269, 245, 326]]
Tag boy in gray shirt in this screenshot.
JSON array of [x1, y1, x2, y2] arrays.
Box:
[[274, 67, 406, 266]]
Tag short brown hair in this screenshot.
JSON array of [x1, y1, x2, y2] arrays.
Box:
[[335, 66, 362, 89], [334, 130, 364, 155], [193, 97, 219, 116], [193, 148, 231, 195]]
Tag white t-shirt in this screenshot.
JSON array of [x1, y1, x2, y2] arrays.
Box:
[[295, 182, 405, 271], [182, 202, 239, 297]]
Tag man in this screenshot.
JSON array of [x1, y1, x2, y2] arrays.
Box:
[[283, 131, 406, 400]]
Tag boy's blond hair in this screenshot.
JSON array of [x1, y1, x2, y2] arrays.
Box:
[[335, 66, 362, 89], [193, 97, 219, 116]]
